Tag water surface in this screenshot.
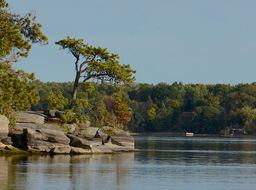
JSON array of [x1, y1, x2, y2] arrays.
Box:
[[1, 136, 256, 190]]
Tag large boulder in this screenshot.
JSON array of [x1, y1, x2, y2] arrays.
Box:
[[0, 115, 9, 140], [80, 127, 99, 139], [16, 111, 45, 125], [9, 123, 63, 149], [24, 128, 71, 154], [111, 130, 134, 148], [67, 134, 101, 149], [81, 126, 134, 148]]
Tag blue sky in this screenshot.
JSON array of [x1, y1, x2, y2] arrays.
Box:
[[8, 0, 256, 84]]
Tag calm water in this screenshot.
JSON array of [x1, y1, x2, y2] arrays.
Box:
[[1, 136, 256, 190]]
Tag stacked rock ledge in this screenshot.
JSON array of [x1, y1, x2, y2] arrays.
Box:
[[0, 112, 136, 154]]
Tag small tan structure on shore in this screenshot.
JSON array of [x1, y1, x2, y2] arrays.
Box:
[[185, 132, 194, 137]]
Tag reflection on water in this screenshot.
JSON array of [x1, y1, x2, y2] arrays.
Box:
[[135, 136, 256, 165], [1, 136, 256, 190], [0, 154, 134, 190]]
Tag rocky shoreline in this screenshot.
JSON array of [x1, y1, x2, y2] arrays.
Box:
[[0, 111, 137, 155]]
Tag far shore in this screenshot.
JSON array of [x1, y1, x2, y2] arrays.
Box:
[[130, 132, 256, 138]]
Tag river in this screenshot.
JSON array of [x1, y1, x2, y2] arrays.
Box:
[[1, 136, 256, 190]]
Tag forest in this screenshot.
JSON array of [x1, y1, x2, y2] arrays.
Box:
[[32, 81, 256, 135]]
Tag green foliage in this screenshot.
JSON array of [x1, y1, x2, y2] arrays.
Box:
[[0, 62, 39, 126], [55, 36, 136, 100], [71, 98, 92, 122], [113, 91, 132, 127], [103, 127, 117, 136], [60, 109, 77, 124], [147, 107, 156, 120], [60, 98, 92, 124], [0, 0, 48, 61], [32, 80, 256, 135], [0, 0, 47, 126], [46, 91, 68, 110]]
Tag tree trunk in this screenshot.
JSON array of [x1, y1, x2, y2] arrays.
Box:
[[72, 72, 80, 100]]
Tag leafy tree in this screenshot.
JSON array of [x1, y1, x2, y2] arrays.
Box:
[[90, 94, 114, 128], [0, 0, 48, 61], [0, 62, 39, 126], [0, 0, 47, 124], [55, 36, 136, 100], [46, 91, 68, 110], [113, 92, 132, 127], [61, 98, 92, 124], [184, 84, 208, 111], [191, 105, 223, 134]]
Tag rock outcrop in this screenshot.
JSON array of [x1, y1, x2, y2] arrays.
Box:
[[24, 128, 71, 153], [80, 127, 99, 139], [111, 133, 134, 148], [0, 112, 136, 155], [16, 111, 45, 125], [68, 134, 94, 149]]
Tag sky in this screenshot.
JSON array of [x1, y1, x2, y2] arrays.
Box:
[[8, 0, 256, 85]]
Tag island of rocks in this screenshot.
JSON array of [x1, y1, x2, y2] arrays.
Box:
[[0, 111, 136, 154]]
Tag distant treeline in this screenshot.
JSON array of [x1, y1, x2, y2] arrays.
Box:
[[33, 82, 256, 134]]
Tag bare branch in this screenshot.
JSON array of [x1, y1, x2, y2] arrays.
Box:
[[82, 72, 111, 82], [80, 54, 96, 71], [79, 59, 89, 71], [74, 57, 79, 72]]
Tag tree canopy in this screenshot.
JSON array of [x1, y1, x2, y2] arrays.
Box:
[[0, 0, 48, 61], [55, 36, 136, 100], [0, 62, 40, 126], [0, 0, 47, 125]]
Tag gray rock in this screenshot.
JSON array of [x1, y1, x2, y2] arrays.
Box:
[[26, 143, 71, 154], [70, 146, 92, 154], [0, 137, 12, 145], [13, 123, 63, 132], [25, 128, 70, 144], [79, 121, 91, 129], [65, 123, 76, 133], [51, 145, 71, 154], [111, 132, 134, 148], [80, 127, 99, 139], [0, 115, 9, 138], [16, 111, 45, 125], [92, 145, 113, 153], [10, 123, 71, 151], [24, 128, 70, 153], [9, 126, 26, 149], [67, 134, 95, 149]]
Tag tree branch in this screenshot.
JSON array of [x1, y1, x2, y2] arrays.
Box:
[[79, 54, 96, 71], [82, 72, 111, 82], [74, 56, 79, 72]]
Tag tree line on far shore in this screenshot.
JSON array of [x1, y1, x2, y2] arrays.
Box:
[[33, 81, 256, 135]]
